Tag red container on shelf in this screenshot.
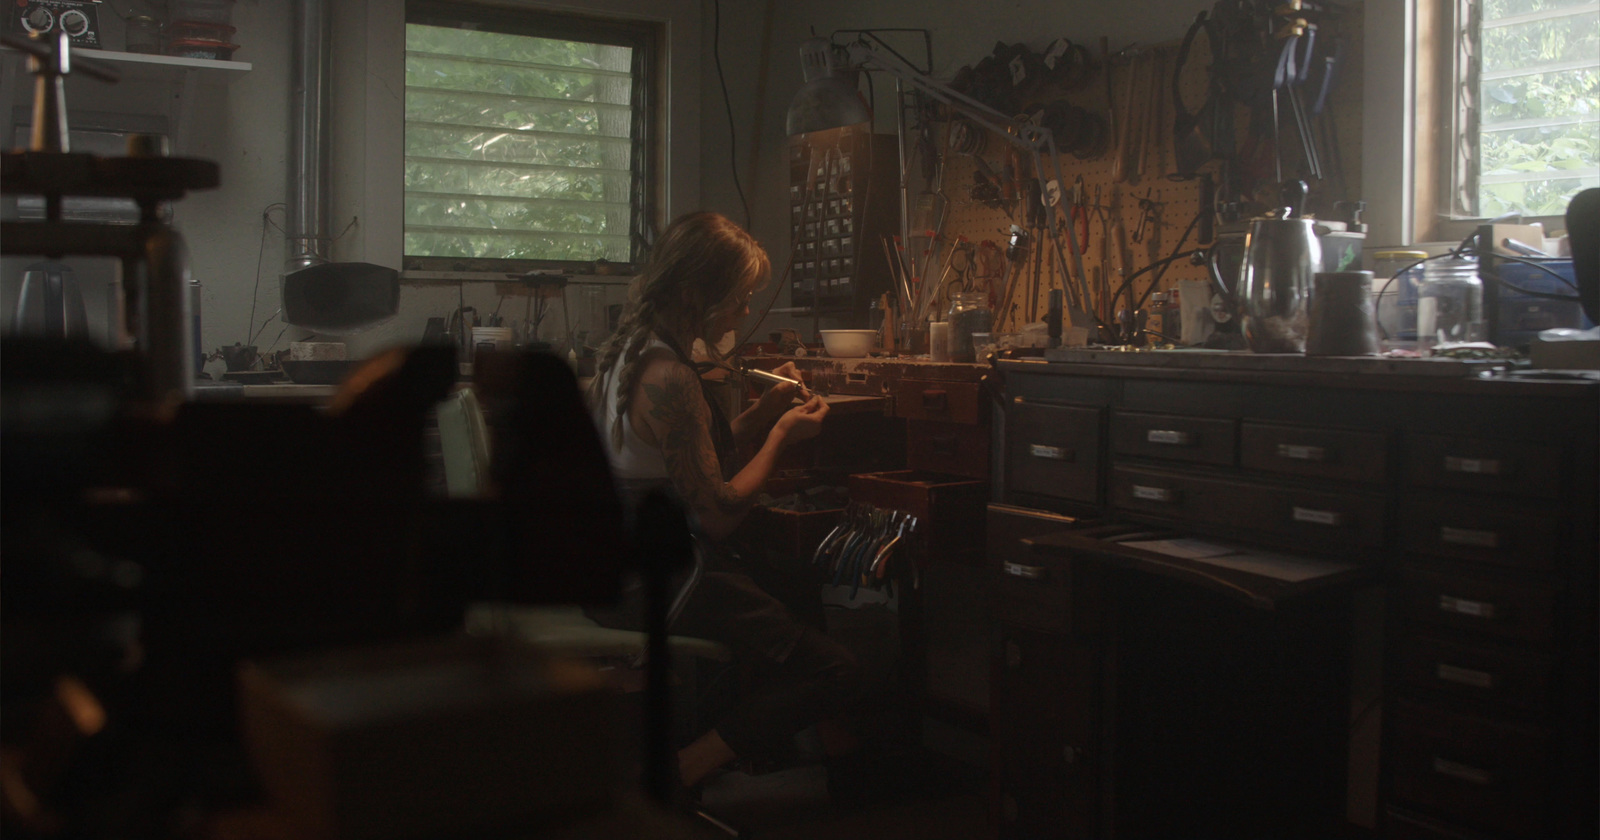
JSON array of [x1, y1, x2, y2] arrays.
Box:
[[166, 37, 239, 60]]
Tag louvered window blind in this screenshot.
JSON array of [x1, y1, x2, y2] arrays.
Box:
[[403, 4, 654, 271]]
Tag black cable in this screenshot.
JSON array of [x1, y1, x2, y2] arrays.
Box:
[[711, 0, 752, 229], [1485, 253, 1581, 293], [247, 203, 286, 346], [1132, 209, 1207, 311]]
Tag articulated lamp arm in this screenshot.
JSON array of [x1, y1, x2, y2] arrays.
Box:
[[842, 40, 1098, 328]]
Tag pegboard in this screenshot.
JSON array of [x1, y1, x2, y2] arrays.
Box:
[[900, 6, 1365, 340]]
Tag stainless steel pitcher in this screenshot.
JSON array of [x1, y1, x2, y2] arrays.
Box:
[[1238, 214, 1322, 353]]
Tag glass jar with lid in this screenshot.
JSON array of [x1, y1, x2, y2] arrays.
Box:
[[1417, 256, 1485, 350], [946, 292, 993, 363], [1370, 249, 1429, 347]]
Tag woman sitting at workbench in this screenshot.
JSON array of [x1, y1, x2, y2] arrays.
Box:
[[587, 211, 861, 796]]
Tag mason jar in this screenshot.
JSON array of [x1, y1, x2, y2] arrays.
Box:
[[946, 292, 993, 363]]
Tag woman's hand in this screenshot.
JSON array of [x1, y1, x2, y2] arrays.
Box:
[[750, 361, 810, 422], [773, 395, 829, 444]]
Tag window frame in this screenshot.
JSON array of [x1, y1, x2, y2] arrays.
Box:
[[1410, 0, 1595, 244], [400, 0, 662, 275]]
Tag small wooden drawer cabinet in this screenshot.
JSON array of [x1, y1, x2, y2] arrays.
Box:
[[990, 353, 1597, 839]]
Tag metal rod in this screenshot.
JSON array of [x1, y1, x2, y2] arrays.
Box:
[[287, 0, 332, 273]]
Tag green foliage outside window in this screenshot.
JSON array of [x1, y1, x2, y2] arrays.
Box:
[[404, 23, 635, 262], [1476, 0, 1599, 217]]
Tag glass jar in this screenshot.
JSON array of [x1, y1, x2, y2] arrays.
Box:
[[125, 16, 162, 54], [1370, 249, 1429, 347], [1417, 256, 1484, 350], [946, 292, 993, 363]]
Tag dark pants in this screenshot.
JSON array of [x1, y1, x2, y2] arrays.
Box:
[[592, 548, 861, 762], [669, 554, 862, 760]]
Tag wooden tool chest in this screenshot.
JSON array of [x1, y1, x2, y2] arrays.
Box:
[[989, 352, 1598, 839]]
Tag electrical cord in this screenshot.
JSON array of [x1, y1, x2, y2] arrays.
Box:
[[1131, 208, 1206, 311], [1370, 232, 1580, 342], [247, 203, 287, 347], [711, 0, 752, 229]]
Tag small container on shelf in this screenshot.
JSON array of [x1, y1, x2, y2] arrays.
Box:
[[124, 16, 162, 54], [166, 38, 239, 60]]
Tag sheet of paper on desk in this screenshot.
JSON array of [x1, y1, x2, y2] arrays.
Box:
[[1121, 540, 1358, 582], [1119, 537, 1241, 559]]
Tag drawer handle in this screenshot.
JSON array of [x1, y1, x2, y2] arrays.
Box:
[[1436, 662, 1496, 689], [1029, 444, 1074, 461], [1146, 429, 1194, 446], [1004, 561, 1047, 581], [1131, 484, 1178, 503], [1439, 595, 1497, 619], [1444, 456, 1504, 476], [1292, 506, 1346, 527], [1440, 526, 1501, 549], [1432, 757, 1494, 786], [1277, 443, 1328, 462]]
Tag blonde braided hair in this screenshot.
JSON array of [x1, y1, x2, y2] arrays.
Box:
[[587, 212, 770, 448]]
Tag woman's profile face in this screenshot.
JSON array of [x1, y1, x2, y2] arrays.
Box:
[[709, 282, 756, 342]]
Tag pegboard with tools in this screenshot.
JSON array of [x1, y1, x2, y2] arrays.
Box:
[[896, 2, 1364, 344]]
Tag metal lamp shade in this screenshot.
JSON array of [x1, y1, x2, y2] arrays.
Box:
[[786, 74, 873, 136], [786, 36, 872, 136]]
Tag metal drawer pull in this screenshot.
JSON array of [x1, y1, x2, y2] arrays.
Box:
[[1439, 595, 1497, 619], [1432, 757, 1493, 786], [1277, 443, 1328, 462], [1444, 456, 1503, 476], [1292, 506, 1346, 526], [1131, 485, 1177, 503], [1003, 561, 1047, 580], [1436, 663, 1495, 689], [1440, 526, 1501, 548], [1146, 429, 1194, 445], [1029, 444, 1074, 461]]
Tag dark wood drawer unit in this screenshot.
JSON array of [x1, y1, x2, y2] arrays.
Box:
[[993, 626, 1100, 840], [1240, 421, 1389, 484], [1404, 434, 1563, 500], [1387, 699, 1551, 838], [1005, 402, 1102, 505], [1110, 465, 1387, 550], [986, 504, 1102, 636], [994, 355, 1597, 840], [892, 378, 983, 424], [847, 470, 987, 566], [1396, 634, 1554, 714], [1393, 564, 1557, 645], [1109, 410, 1236, 466], [1400, 497, 1561, 571], [905, 418, 987, 481]]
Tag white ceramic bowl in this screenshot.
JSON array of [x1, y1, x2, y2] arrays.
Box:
[[819, 329, 877, 358]]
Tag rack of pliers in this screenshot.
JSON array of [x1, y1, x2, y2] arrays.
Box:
[[811, 503, 920, 596]]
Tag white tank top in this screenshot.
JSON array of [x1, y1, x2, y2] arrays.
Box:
[[595, 336, 672, 482]]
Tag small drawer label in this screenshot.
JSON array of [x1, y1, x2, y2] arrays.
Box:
[[1292, 506, 1346, 526], [1131, 485, 1176, 503], [1277, 443, 1328, 462], [1436, 663, 1495, 689], [1432, 757, 1493, 786], [1028, 444, 1073, 461], [1440, 526, 1501, 549], [1146, 429, 1194, 446], [1444, 456, 1503, 476], [1439, 595, 1497, 619]]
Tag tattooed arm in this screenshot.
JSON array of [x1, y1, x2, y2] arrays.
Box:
[[632, 354, 827, 541]]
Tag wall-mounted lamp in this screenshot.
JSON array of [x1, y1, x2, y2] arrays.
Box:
[[784, 37, 872, 135]]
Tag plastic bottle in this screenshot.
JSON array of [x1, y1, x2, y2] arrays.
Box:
[[1417, 256, 1484, 350]]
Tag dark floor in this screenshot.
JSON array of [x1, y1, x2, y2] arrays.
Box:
[[698, 763, 992, 840]]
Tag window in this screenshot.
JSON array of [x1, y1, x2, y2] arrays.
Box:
[[402, 2, 658, 273], [1449, 0, 1598, 219]]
